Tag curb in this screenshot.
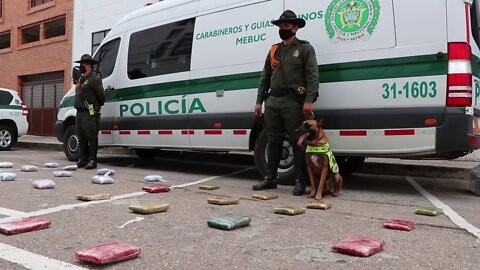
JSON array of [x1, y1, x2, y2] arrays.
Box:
[[16, 141, 63, 152]]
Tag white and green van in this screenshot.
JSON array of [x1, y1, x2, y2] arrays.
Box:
[[0, 88, 29, 151], [56, 0, 480, 184]]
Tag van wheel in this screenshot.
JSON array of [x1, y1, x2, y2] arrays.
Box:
[[0, 125, 16, 151], [254, 129, 296, 185], [336, 156, 365, 177], [63, 125, 79, 161], [135, 149, 160, 159]]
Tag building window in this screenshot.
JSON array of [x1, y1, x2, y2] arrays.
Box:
[[31, 0, 53, 8], [45, 17, 65, 39], [127, 18, 195, 79], [0, 31, 10, 49], [22, 25, 40, 44], [92, 30, 110, 54]]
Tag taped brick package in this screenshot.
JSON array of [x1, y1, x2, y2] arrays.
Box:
[[75, 242, 141, 265], [129, 203, 169, 214], [251, 192, 278, 200], [415, 207, 443, 216], [207, 196, 239, 205], [207, 214, 251, 230], [53, 171, 72, 177], [32, 179, 55, 189], [307, 201, 332, 210], [332, 234, 386, 257], [0, 162, 13, 168], [43, 162, 59, 168], [142, 185, 170, 193], [274, 206, 306, 216], [0, 172, 16, 181], [383, 219, 415, 231], [62, 165, 78, 171], [0, 217, 51, 235], [77, 194, 111, 201], [21, 165, 38, 172], [91, 175, 114, 184], [144, 175, 164, 182], [97, 168, 116, 175], [199, 184, 219, 190]]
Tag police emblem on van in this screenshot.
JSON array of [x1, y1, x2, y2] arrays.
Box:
[[325, 0, 380, 43]]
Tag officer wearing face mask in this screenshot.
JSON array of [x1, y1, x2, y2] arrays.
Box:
[[73, 54, 105, 170], [253, 10, 319, 195]]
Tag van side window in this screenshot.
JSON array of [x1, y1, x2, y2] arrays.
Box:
[[471, 2, 480, 47], [127, 18, 195, 79], [93, 38, 121, 80], [0, 91, 13, 106]]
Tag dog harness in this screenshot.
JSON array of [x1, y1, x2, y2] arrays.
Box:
[[306, 143, 339, 174]]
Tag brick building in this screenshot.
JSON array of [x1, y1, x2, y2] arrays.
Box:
[[0, 0, 73, 136]]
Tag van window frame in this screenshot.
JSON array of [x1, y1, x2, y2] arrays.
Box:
[[93, 38, 121, 80], [127, 17, 195, 80]]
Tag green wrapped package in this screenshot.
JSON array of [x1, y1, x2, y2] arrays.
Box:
[[252, 192, 278, 200], [274, 206, 306, 216], [77, 194, 111, 201], [207, 214, 251, 230], [207, 196, 239, 205], [307, 201, 332, 210], [199, 184, 219, 190], [129, 203, 169, 214], [415, 207, 443, 216]]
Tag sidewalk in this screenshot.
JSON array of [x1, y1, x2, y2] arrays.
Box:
[[16, 135, 479, 180]]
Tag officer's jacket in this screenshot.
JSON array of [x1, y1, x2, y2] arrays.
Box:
[[74, 72, 105, 113], [256, 37, 319, 104]]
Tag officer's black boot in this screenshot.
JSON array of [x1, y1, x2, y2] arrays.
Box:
[[252, 142, 282, 190], [76, 160, 87, 168], [292, 145, 307, 196], [84, 160, 97, 170]]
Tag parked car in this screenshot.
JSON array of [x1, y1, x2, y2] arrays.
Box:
[[0, 88, 28, 150]]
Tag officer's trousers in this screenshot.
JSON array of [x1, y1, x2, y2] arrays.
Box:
[[76, 112, 100, 162], [264, 95, 307, 182]]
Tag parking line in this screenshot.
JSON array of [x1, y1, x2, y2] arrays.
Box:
[[0, 207, 26, 217], [406, 177, 480, 239], [0, 242, 87, 270]]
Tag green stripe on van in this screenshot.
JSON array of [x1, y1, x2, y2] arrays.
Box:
[[0, 105, 21, 110], [61, 54, 446, 107]]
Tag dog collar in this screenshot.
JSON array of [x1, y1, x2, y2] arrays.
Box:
[[306, 143, 331, 153]]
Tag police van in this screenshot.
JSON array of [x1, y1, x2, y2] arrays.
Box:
[[56, 0, 480, 184], [0, 88, 29, 151]]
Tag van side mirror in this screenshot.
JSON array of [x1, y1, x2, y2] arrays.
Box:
[[72, 66, 81, 84]]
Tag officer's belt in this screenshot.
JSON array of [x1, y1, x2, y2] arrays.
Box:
[[269, 88, 290, 97]]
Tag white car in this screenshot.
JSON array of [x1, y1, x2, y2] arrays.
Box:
[[0, 88, 28, 150]]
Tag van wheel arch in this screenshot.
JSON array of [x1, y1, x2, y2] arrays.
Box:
[[0, 121, 18, 151]]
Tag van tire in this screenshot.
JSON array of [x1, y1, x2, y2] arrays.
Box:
[[254, 129, 296, 185], [63, 125, 79, 161], [0, 125, 16, 151], [135, 149, 160, 159]]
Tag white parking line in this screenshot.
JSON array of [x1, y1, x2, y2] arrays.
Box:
[[406, 177, 480, 239], [0, 207, 25, 217], [0, 167, 254, 269], [0, 242, 87, 270]]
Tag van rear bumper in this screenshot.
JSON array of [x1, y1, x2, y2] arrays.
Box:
[[316, 106, 480, 158], [55, 121, 65, 142]]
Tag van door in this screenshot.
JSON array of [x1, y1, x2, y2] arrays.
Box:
[[115, 17, 195, 148], [190, 0, 282, 150], [93, 37, 121, 146]]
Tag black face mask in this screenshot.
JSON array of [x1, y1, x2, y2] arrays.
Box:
[[78, 65, 86, 74], [279, 28, 295, 40]]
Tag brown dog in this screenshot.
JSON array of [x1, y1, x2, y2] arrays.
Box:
[[296, 119, 343, 201]]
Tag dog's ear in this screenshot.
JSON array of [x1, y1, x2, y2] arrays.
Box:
[[317, 118, 324, 128]]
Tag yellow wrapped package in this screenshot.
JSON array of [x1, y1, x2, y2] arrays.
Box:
[[129, 204, 169, 214], [274, 206, 306, 216], [77, 194, 111, 201], [207, 196, 239, 205], [251, 192, 278, 200], [307, 201, 332, 210], [199, 184, 219, 190]]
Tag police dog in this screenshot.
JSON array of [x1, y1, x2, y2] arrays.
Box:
[[296, 119, 343, 201]]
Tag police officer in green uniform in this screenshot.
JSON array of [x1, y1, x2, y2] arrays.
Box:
[[253, 10, 319, 195], [74, 54, 105, 170]]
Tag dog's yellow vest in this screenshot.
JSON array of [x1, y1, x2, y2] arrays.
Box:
[[306, 143, 339, 174]]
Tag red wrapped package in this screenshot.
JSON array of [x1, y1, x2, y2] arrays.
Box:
[[332, 234, 386, 257], [383, 219, 415, 231], [75, 242, 141, 265], [142, 185, 170, 193], [0, 217, 51, 235]]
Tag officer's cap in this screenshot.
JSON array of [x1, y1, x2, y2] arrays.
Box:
[[74, 54, 98, 64], [271, 10, 306, 28]]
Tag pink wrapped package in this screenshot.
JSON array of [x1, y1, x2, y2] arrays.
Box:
[[332, 234, 386, 257], [142, 185, 170, 193], [75, 242, 141, 265], [384, 219, 415, 231], [0, 217, 51, 235]]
